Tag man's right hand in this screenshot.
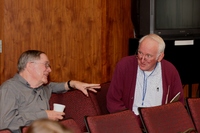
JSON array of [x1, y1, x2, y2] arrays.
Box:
[[45, 110, 65, 121]]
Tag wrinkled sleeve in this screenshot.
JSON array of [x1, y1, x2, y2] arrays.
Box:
[[48, 82, 67, 93], [165, 62, 184, 104]]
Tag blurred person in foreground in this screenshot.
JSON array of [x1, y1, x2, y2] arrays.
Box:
[[0, 50, 100, 133], [107, 33, 184, 127], [27, 118, 72, 133]]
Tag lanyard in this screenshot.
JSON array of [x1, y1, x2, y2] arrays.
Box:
[[142, 63, 157, 106]]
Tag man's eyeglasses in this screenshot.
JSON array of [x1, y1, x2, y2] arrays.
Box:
[[30, 62, 51, 69], [135, 50, 153, 61]]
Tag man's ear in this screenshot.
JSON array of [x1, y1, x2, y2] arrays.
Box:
[[157, 52, 164, 62], [26, 62, 34, 70], [27, 62, 32, 68]]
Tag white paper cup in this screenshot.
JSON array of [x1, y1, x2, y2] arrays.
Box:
[[53, 103, 65, 112]]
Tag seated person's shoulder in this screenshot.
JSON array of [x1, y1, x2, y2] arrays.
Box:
[[118, 55, 136, 63], [161, 59, 177, 69]]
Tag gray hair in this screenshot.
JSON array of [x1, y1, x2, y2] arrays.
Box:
[[17, 50, 45, 73], [139, 34, 165, 54]]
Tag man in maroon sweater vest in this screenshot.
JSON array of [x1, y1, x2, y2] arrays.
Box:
[[107, 34, 184, 127]]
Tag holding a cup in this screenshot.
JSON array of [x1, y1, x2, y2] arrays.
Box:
[[53, 103, 66, 112]]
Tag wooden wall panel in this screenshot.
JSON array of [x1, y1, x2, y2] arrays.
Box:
[[0, 0, 133, 84], [101, 0, 134, 82], [0, 0, 4, 83]]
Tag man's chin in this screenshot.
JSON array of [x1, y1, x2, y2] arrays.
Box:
[[139, 65, 146, 71], [43, 79, 48, 84]]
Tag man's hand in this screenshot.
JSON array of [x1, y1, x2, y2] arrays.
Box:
[[46, 110, 65, 121], [66, 80, 101, 97]]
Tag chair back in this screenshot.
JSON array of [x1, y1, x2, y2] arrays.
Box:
[[84, 109, 142, 133], [138, 102, 196, 133], [185, 98, 200, 132], [90, 81, 110, 115], [50, 90, 101, 132], [60, 118, 82, 133]]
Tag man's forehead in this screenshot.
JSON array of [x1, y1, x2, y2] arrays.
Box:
[[39, 53, 49, 62]]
